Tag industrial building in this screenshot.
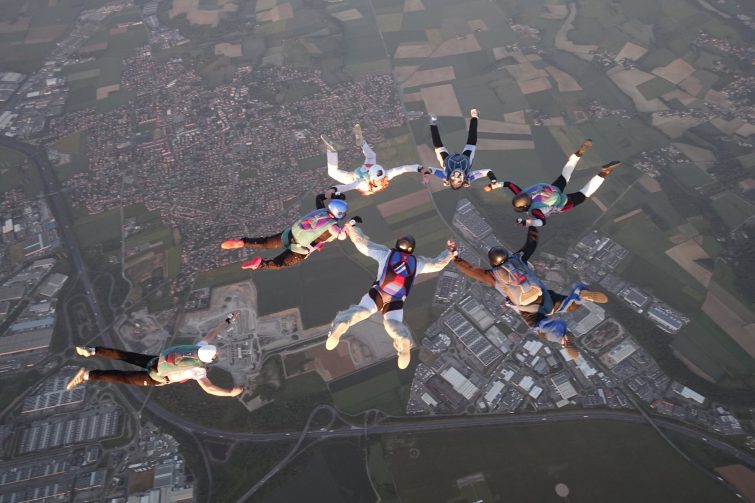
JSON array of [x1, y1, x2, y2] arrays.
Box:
[[440, 367, 480, 400], [443, 312, 502, 368], [600, 338, 638, 368], [17, 407, 121, 454]]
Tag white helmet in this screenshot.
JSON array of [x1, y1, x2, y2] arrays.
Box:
[[197, 345, 217, 363], [368, 165, 386, 181]]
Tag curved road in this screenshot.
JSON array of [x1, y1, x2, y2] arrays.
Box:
[[7, 137, 754, 502]]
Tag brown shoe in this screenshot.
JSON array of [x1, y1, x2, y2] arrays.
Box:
[[66, 368, 88, 390], [580, 290, 608, 303], [599, 161, 620, 178], [576, 139, 593, 156]]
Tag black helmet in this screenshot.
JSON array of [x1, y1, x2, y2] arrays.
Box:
[[512, 193, 532, 213], [488, 247, 509, 267], [445, 154, 469, 190], [395, 235, 416, 254]]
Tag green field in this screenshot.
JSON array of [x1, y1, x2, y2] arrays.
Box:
[[73, 208, 121, 247], [0, 147, 43, 196], [372, 421, 742, 503]]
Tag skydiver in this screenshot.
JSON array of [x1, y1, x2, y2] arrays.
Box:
[[420, 109, 501, 191], [495, 139, 620, 226], [221, 194, 359, 270], [452, 227, 607, 358], [66, 313, 244, 396], [325, 227, 457, 369], [322, 123, 424, 196]]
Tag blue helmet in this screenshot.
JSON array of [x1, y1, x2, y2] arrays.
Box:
[[327, 199, 348, 219], [445, 154, 470, 190]]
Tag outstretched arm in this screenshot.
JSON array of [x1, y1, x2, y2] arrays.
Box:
[[201, 312, 238, 344], [502, 181, 522, 195], [348, 225, 390, 261], [197, 378, 244, 397], [453, 257, 495, 286], [385, 164, 422, 180], [416, 240, 456, 274]]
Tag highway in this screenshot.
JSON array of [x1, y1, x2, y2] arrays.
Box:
[[7, 137, 754, 502]]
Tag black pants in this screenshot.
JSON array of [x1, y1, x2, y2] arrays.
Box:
[[430, 117, 478, 161], [551, 176, 587, 210], [242, 233, 316, 270], [88, 347, 162, 387]]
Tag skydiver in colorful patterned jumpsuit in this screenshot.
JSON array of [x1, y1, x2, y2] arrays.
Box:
[[322, 124, 424, 196], [325, 227, 456, 369], [420, 108, 501, 191], [452, 227, 608, 359], [66, 313, 243, 396], [494, 139, 620, 226], [220, 195, 360, 270]]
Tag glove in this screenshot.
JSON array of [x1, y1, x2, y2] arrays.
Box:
[[349, 216, 363, 225], [515, 217, 527, 227]]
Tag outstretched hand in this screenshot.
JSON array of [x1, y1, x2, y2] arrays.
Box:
[[349, 216, 363, 226], [324, 188, 336, 199], [446, 239, 458, 255], [515, 217, 528, 227], [420, 167, 433, 184], [221, 240, 244, 250]]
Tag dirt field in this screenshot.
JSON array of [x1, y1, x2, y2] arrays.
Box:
[[96, 84, 120, 100], [540, 4, 568, 19], [505, 63, 549, 82], [433, 36, 481, 57], [394, 65, 418, 82], [545, 65, 582, 92], [256, 0, 277, 11], [79, 41, 108, 54], [395, 43, 432, 59], [615, 42, 647, 61], [702, 287, 755, 359], [712, 117, 745, 135], [662, 89, 697, 106], [402, 91, 423, 102], [377, 189, 431, 219], [215, 43, 242, 57], [715, 465, 755, 503], [400, 66, 455, 89], [403, 0, 425, 12], [478, 120, 531, 135], [518, 77, 552, 95], [665, 239, 712, 287], [671, 142, 715, 169], [651, 58, 695, 84], [24, 24, 67, 44], [476, 139, 535, 150], [416, 145, 439, 170], [638, 175, 662, 193], [420, 83, 462, 117], [555, 3, 598, 61], [504, 110, 526, 123], [704, 89, 732, 108], [258, 4, 293, 22], [541, 117, 566, 126], [169, 0, 238, 27], [679, 75, 703, 96], [468, 19, 488, 31], [651, 113, 703, 138], [607, 67, 669, 113], [332, 8, 364, 22], [0, 16, 30, 34]]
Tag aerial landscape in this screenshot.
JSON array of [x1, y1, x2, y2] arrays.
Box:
[[0, 0, 754, 501]]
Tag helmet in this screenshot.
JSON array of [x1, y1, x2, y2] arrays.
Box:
[[395, 235, 416, 254], [197, 344, 217, 363], [368, 165, 386, 181], [327, 199, 348, 219], [512, 193, 532, 213], [445, 154, 470, 190], [488, 247, 509, 267]]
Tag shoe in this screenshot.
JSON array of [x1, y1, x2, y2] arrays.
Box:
[[394, 338, 412, 370], [66, 368, 88, 390], [470, 108, 479, 119], [580, 290, 608, 303], [353, 123, 363, 147], [325, 331, 341, 350], [241, 257, 263, 270], [221, 239, 245, 250], [599, 161, 620, 178], [321, 134, 337, 153], [576, 139, 592, 156], [561, 335, 579, 360], [75, 346, 95, 358], [428, 114, 437, 126]]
